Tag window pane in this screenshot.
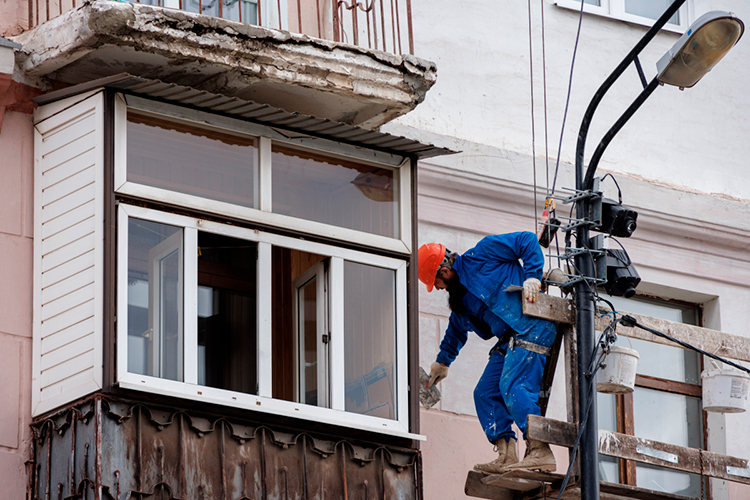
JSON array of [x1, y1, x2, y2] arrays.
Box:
[[272, 145, 399, 238], [624, 0, 679, 25], [299, 276, 319, 405], [605, 296, 700, 384], [197, 232, 258, 394], [344, 262, 396, 419], [222, 0, 259, 24], [585, 0, 601, 5], [127, 218, 184, 381], [597, 392, 619, 483], [634, 389, 703, 496], [271, 248, 327, 403], [127, 112, 258, 209]]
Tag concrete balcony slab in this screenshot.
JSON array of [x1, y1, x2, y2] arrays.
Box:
[[12, 0, 436, 128]]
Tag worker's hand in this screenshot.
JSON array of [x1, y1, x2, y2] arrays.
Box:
[[523, 278, 541, 303], [427, 362, 449, 388]]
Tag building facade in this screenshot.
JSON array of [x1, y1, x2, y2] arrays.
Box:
[[382, 1, 750, 499]]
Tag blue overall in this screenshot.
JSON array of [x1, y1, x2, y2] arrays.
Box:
[[435, 232, 556, 444]]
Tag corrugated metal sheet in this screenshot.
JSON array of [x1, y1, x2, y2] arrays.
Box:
[[33, 74, 456, 160], [30, 396, 421, 500]]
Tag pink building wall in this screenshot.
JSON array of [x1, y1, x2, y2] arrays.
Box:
[[0, 110, 35, 500]]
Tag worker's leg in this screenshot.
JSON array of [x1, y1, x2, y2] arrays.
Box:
[[499, 320, 556, 436], [474, 350, 515, 444]]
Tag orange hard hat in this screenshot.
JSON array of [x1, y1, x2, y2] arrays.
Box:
[[418, 243, 447, 292]]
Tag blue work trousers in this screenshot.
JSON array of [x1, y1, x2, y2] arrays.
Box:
[[473, 321, 556, 444]]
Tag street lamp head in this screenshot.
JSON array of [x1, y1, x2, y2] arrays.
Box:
[[656, 11, 744, 89]]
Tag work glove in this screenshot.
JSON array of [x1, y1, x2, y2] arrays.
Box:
[[523, 278, 541, 303], [427, 362, 449, 388]]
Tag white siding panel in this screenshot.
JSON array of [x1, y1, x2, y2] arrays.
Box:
[[41, 283, 95, 322], [40, 349, 95, 389], [43, 167, 95, 206], [42, 266, 96, 304], [43, 217, 95, 255], [42, 147, 96, 189], [41, 201, 96, 240], [33, 91, 104, 417], [40, 334, 96, 372], [41, 301, 95, 339], [40, 114, 96, 155], [41, 183, 97, 221], [42, 251, 94, 289], [41, 232, 97, 273], [41, 317, 95, 352], [39, 368, 97, 402]]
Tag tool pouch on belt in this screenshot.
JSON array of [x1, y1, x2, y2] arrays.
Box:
[[489, 331, 551, 358]]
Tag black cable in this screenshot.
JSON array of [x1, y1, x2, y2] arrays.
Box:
[[620, 315, 750, 375], [599, 173, 623, 204]]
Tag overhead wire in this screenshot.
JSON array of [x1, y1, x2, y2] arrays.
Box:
[[551, 0, 586, 196], [527, 0, 539, 230]]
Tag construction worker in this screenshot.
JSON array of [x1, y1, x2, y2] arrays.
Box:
[[420, 232, 557, 474]]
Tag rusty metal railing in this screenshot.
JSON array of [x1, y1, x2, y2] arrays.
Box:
[[27, 0, 414, 55]]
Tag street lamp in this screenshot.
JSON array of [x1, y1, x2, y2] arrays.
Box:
[[570, 3, 743, 500], [657, 11, 744, 89]]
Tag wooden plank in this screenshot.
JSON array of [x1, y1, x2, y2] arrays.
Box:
[[480, 474, 544, 492], [464, 470, 516, 500], [597, 309, 750, 364], [552, 482, 700, 500], [466, 473, 698, 500], [526, 415, 750, 485], [524, 294, 750, 364], [500, 469, 566, 483], [523, 293, 574, 324]]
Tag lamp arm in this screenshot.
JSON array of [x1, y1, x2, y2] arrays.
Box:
[[582, 77, 660, 190], [575, 0, 687, 193]]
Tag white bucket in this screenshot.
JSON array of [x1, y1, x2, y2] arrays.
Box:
[[596, 346, 640, 394], [702, 368, 750, 413]]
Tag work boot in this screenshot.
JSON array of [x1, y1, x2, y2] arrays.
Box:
[[473, 437, 519, 474], [503, 438, 556, 473]]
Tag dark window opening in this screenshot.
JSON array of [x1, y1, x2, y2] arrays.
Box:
[[197, 232, 258, 395]]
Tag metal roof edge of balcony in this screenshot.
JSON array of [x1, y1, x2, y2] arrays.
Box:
[[33, 73, 457, 160]]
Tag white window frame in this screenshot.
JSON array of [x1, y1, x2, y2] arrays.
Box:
[[555, 0, 691, 33], [292, 261, 329, 407], [114, 94, 412, 255], [117, 203, 419, 440]]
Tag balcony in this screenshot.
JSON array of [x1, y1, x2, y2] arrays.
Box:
[[15, 0, 433, 127], [30, 0, 413, 54]]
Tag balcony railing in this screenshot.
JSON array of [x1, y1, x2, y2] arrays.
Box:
[[28, 0, 414, 55]]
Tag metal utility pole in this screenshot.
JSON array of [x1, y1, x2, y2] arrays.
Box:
[[573, 2, 687, 499]]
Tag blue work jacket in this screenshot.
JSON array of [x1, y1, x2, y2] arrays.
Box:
[[436, 232, 546, 367]]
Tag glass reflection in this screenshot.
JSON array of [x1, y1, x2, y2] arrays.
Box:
[[127, 219, 184, 381], [344, 262, 396, 419], [272, 145, 399, 238], [127, 112, 258, 209]]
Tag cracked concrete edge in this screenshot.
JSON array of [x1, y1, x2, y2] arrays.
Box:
[[10, 0, 437, 101]]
